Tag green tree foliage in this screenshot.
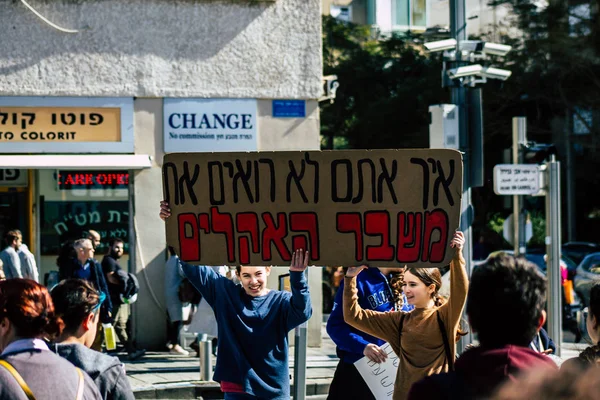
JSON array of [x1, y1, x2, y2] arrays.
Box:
[[477, 0, 600, 242], [321, 16, 447, 149]]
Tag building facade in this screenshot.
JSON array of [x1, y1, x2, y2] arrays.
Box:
[[324, 0, 513, 39], [0, 0, 323, 348]]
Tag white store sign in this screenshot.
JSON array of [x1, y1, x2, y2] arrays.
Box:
[[164, 99, 258, 153], [0, 169, 28, 186], [493, 164, 541, 195]]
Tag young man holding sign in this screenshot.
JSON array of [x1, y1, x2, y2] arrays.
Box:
[[160, 201, 312, 400]]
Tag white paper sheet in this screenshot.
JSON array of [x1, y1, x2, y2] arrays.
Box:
[[354, 343, 399, 399]]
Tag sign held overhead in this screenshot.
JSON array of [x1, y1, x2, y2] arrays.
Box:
[[163, 149, 463, 267]]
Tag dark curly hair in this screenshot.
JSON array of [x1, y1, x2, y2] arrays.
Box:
[[467, 254, 546, 348], [577, 283, 600, 365], [50, 279, 101, 335]]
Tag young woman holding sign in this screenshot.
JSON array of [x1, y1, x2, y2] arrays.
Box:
[[343, 231, 468, 400], [160, 201, 312, 400]]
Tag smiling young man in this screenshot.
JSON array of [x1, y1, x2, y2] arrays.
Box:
[[160, 201, 313, 400]]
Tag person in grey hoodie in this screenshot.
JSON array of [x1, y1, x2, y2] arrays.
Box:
[[50, 278, 134, 400]]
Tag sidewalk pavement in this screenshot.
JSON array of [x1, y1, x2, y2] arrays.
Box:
[[125, 322, 338, 399], [123, 322, 589, 399]]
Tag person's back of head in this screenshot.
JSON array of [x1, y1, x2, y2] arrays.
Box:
[[574, 283, 600, 366], [4, 229, 22, 249], [50, 279, 102, 340], [467, 254, 546, 348], [57, 240, 77, 267], [0, 279, 63, 350]]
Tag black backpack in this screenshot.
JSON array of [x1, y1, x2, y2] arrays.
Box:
[[116, 270, 139, 303]]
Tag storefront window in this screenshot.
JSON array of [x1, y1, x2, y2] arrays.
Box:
[[38, 170, 130, 257], [40, 200, 129, 255]]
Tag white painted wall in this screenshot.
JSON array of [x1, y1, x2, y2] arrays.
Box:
[[0, 0, 322, 99]]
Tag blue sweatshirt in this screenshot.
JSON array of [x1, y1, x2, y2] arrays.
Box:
[[180, 262, 312, 400], [326, 268, 413, 364]]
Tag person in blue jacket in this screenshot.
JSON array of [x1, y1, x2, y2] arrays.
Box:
[[326, 267, 413, 399], [160, 201, 312, 400]]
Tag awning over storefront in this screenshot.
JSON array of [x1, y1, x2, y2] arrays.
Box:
[[0, 155, 152, 170]]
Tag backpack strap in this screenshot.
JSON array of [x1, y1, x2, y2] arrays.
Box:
[[0, 359, 36, 400], [75, 367, 85, 400], [437, 310, 454, 371], [398, 313, 406, 347]]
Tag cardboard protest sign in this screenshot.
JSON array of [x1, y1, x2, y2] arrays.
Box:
[[354, 343, 398, 399], [162, 149, 462, 267]]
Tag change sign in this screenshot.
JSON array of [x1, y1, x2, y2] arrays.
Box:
[[162, 149, 463, 267]]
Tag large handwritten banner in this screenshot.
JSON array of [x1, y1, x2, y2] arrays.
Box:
[[162, 149, 463, 267]]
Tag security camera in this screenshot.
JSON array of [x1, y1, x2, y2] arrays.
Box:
[[459, 40, 484, 52], [447, 64, 483, 79], [483, 42, 512, 56], [424, 38, 457, 52], [480, 67, 512, 81]]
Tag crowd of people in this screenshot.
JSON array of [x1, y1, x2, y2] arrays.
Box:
[[1, 202, 600, 400]]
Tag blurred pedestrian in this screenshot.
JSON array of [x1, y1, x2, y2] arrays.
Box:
[[18, 242, 39, 283], [164, 246, 190, 356], [61, 239, 113, 352], [563, 283, 600, 371], [51, 279, 135, 400], [101, 238, 145, 360], [86, 230, 102, 252], [0, 230, 22, 279], [0, 278, 102, 399]]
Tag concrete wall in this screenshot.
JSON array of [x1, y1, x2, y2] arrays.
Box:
[[0, 0, 322, 99]]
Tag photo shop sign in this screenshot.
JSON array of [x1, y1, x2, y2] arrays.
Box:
[[162, 149, 463, 267]]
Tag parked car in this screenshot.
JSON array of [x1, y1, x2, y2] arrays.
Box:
[[574, 252, 600, 307], [562, 242, 600, 266], [483, 249, 577, 277]]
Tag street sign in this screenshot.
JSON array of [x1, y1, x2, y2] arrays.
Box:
[[493, 164, 540, 195]]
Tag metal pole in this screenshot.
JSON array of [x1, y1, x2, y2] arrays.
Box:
[[292, 270, 308, 400], [564, 111, 576, 241], [512, 117, 527, 255], [546, 155, 562, 356], [450, 0, 474, 353], [199, 334, 212, 381], [293, 322, 308, 399]]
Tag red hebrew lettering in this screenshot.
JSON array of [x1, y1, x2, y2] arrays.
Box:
[[239, 237, 250, 265], [397, 212, 423, 263], [211, 207, 235, 263], [422, 209, 449, 263], [365, 211, 394, 261], [289, 212, 320, 259], [236, 213, 260, 265], [198, 213, 210, 233], [336, 213, 363, 262], [178, 213, 200, 261], [262, 212, 291, 262]]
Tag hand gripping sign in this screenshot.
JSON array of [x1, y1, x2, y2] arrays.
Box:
[[162, 149, 463, 267]]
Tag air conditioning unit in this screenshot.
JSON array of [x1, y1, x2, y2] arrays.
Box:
[[429, 104, 459, 150]]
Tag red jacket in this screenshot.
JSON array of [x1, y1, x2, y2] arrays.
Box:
[[408, 345, 558, 400]]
